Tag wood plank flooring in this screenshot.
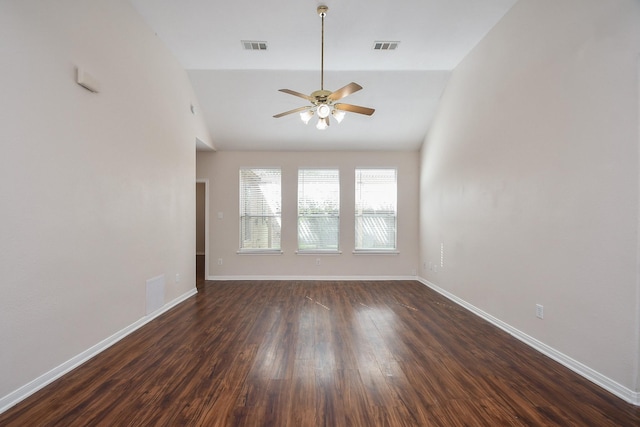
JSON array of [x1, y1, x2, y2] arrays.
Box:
[[1, 280, 639, 426]]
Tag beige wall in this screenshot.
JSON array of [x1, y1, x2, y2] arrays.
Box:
[[0, 0, 210, 403], [420, 0, 640, 393], [197, 151, 419, 278]]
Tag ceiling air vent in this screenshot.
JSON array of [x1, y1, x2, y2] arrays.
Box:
[[373, 41, 399, 51], [242, 40, 268, 51]]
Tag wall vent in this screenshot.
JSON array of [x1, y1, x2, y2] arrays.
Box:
[[373, 41, 399, 51], [146, 274, 165, 315], [242, 40, 268, 51]]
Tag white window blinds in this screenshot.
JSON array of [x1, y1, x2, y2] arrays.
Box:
[[298, 169, 340, 251], [355, 168, 397, 251], [239, 168, 281, 251]]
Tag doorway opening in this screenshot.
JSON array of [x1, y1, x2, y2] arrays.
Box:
[[196, 180, 208, 289]]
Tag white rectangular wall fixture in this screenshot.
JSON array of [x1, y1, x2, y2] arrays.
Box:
[[146, 275, 165, 315], [76, 67, 100, 93]]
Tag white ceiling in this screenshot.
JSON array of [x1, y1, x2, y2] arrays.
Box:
[[129, 0, 518, 151]]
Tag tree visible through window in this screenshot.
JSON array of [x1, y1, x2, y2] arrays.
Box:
[[298, 169, 340, 251], [355, 168, 397, 251], [239, 168, 281, 251]]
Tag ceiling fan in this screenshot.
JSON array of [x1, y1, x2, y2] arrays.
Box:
[[273, 5, 375, 130]]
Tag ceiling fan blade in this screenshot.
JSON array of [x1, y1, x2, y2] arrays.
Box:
[[335, 103, 375, 116], [278, 89, 314, 102], [328, 82, 362, 101], [273, 106, 311, 118]]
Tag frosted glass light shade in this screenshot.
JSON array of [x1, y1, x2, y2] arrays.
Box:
[[316, 117, 329, 130], [332, 110, 345, 123], [317, 104, 331, 119], [300, 110, 314, 124]]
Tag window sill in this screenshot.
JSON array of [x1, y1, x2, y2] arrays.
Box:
[[352, 250, 399, 255], [296, 250, 342, 255], [236, 249, 283, 255]]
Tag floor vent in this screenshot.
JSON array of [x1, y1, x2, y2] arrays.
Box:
[[242, 40, 268, 51], [373, 41, 399, 50]]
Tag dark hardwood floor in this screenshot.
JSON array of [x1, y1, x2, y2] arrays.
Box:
[[1, 280, 638, 426]]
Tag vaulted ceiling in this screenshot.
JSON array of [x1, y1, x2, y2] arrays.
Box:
[[129, 0, 518, 151]]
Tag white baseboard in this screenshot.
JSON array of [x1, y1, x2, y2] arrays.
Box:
[[0, 287, 198, 414], [417, 277, 640, 406], [208, 275, 419, 281]]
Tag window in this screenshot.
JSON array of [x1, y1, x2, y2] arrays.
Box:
[[239, 168, 281, 251], [298, 169, 340, 252], [355, 168, 397, 251]]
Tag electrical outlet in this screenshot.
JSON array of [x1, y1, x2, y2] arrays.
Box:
[[316, 258, 321, 266], [217, 258, 223, 265], [536, 304, 544, 319], [175, 273, 180, 283]]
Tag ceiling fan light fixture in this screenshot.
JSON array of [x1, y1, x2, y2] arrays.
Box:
[[300, 109, 314, 124], [316, 117, 329, 130], [273, 5, 375, 128]]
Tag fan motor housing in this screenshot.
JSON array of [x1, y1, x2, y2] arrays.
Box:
[[311, 89, 332, 104]]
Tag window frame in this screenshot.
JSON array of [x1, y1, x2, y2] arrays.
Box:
[[353, 167, 398, 254], [238, 167, 283, 254], [296, 168, 341, 254]]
